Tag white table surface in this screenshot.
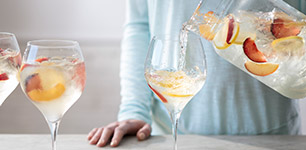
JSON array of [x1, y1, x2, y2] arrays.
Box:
[[0, 134, 306, 150]]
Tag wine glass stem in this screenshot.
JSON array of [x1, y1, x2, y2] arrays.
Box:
[[48, 120, 61, 150], [170, 111, 181, 150]]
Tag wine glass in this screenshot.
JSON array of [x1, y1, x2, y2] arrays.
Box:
[[0, 32, 21, 106], [19, 40, 86, 150], [144, 32, 206, 150]]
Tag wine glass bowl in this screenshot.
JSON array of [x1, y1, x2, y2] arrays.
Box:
[[0, 32, 21, 106], [19, 40, 86, 150], [144, 33, 206, 150]]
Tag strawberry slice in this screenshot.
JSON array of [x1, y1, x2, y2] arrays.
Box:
[[0, 73, 9, 81], [148, 84, 168, 103], [0, 48, 5, 56], [271, 18, 301, 39], [35, 57, 49, 63], [243, 38, 267, 63]]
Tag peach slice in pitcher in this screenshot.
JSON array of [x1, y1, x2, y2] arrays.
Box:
[[271, 18, 302, 39], [213, 14, 239, 49], [243, 38, 267, 63], [199, 11, 219, 40], [25, 68, 66, 101], [244, 61, 279, 76]]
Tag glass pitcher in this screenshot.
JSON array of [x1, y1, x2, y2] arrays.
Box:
[[183, 0, 306, 99]]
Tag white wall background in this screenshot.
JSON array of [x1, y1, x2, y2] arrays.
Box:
[[0, 0, 125, 45], [0, 0, 306, 135]]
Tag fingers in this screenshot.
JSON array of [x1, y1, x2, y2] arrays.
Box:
[[87, 128, 98, 141], [109, 124, 129, 147], [136, 123, 151, 141], [87, 120, 152, 147], [96, 122, 119, 147], [89, 127, 103, 144]]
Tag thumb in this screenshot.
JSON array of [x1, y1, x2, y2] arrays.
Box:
[[136, 123, 151, 141]]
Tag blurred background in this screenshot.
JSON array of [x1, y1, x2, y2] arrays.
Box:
[[0, 0, 305, 134]]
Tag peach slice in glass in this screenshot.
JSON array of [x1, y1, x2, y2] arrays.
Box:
[[25, 68, 66, 102]]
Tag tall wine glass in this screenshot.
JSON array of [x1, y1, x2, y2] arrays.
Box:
[[19, 40, 86, 150], [144, 32, 206, 150], [0, 32, 21, 106]]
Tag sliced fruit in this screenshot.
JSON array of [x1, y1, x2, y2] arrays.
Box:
[[199, 11, 219, 40], [213, 15, 239, 49], [25, 73, 42, 92], [234, 31, 256, 45], [271, 18, 302, 39], [9, 53, 22, 68], [0, 73, 9, 81], [162, 92, 193, 97], [271, 36, 305, 55], [243, 38, 267, 63], [0, 48, 5, 56], [35, 57, 49, 63], [20, 64, 32, 72], [28, 83, 66, 101], [25, 68, 66, 101], [148, 84, 168, 103], [73, 62, 86, 91], [149, 71, 186, 89], [244, 61, 279, 76], [34, 68, 65, 92]]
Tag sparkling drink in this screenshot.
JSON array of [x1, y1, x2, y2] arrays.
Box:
[[0, 49, 20, 106], [19, 57, 85, 122], [183, 0, 306, 99], [20, 40, 86, 150], [145, 34, 206, 150], [145, 70, 205, 113]]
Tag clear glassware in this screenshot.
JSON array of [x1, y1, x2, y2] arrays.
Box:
[[144, 33, 206, 150], [183, 0, 306, 99], [0, 32, 21, 106], [19, 40, 86, 150]]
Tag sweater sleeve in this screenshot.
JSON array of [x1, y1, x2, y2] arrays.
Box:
[[117, 0, 152, 124]]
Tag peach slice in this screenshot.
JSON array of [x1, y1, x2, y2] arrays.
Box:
[[9, 53, 22, 68], [28, 83, 66, 101], [0, 48, 5, 56], [25, 68, 66, 102], [73, 62, 86, 91], [244, 61, 279, 76], [148, 84, 168, 103], [243, 38, 267, 63], [213, 15, 239, 49], [271, 18, 302, 39], [199, 11, 219, 40], [25, 73, 42, 92]]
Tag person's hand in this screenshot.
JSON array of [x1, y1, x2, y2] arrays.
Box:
[[87, 119, 151, 147]]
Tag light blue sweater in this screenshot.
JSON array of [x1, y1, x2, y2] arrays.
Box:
[[118, 0, 301, 135]]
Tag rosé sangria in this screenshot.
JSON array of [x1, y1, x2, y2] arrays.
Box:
[[0, 32, 21, 106]]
